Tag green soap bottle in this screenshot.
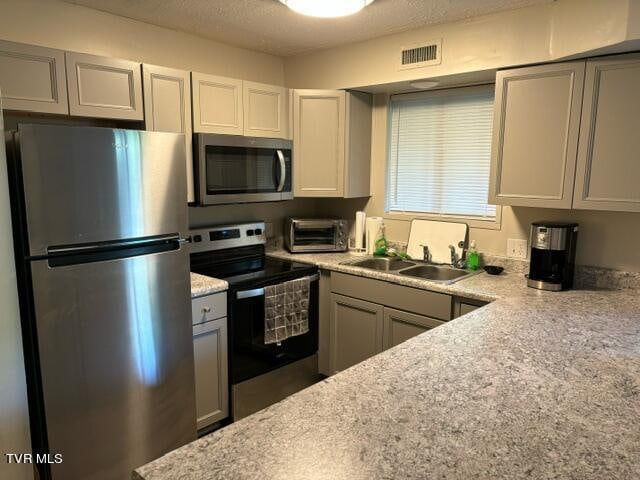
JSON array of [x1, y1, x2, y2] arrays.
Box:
[[373, 223, 388, 257], [467, 240, 480, 271]]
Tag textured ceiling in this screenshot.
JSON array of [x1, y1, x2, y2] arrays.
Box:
[[64, 0, 552, 56]]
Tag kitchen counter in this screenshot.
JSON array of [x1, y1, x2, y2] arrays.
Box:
[[138, 254, 640, 480], [267, 248, 530, 302], [190, 272, 228, 298]]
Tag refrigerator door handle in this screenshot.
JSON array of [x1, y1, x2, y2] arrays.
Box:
[[47, 234, 182, 256]]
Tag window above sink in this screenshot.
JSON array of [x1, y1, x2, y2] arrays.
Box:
[[385, 84, 501, 230]]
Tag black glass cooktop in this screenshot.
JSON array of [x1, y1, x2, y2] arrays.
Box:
[[190, 246, 317, 289]]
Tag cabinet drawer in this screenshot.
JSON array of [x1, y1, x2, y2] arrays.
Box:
[[331, 272, 452, 320], [192, 292, 227, 325]]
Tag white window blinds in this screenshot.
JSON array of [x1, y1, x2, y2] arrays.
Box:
[[386, 85, 496, 220]]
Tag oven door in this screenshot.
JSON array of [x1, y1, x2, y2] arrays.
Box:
[[290, 220, 340, 252], [229, 274, 319, 385], [195, 134, 292, 205]]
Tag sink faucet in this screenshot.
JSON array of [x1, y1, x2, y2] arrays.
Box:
[[448, 245, 466, 268], [420, 244, 431, 262]]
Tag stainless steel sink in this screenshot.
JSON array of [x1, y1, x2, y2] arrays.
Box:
[[399, 264, 473, 282], [350, 257, 415, 271], [345, 257, 478, 284]]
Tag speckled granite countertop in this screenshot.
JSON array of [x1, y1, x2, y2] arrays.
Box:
[[137, 253, 640, 480], [190, 272, 228, 298]]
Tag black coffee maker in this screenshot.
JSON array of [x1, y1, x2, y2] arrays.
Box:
[[527, 221, 578, 291]]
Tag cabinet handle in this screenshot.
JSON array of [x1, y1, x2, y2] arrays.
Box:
[[202, 307, 211, 313]]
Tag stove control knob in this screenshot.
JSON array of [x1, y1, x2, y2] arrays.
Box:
[[255, 228, 263, 236]]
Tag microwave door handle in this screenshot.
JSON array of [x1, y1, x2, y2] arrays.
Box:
[[276, 149, 286, 192]]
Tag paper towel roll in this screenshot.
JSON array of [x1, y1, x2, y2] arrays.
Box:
[[365, 217, 383, 254], [355, 211, 366, 249]]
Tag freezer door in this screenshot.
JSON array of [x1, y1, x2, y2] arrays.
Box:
[[30, 248, 195, 480], [17, 124, 188, 256]]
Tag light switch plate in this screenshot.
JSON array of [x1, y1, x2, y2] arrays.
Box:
[[507, 238, 528, 259]]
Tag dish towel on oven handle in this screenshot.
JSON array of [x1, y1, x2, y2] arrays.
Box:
[[264, 276, 311, 345]]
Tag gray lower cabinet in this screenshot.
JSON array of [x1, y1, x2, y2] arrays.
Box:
[[330, 293, 383, 374], [329, 273, 455, 374], [192, 292, 228, 430], [193, 318, 228, 430], [453, 297, 488, 318], [382, 307, 444, 350]]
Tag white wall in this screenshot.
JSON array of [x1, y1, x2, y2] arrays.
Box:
[[0, 0, 285, 84], [284, 0, 637, 90], [0, 100, 32, 480]]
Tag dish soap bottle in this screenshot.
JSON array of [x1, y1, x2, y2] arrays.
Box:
[[467, 240, 480, 271], [373, 224, 388, 257]]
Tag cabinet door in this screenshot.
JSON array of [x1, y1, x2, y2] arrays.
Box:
[[243, 81, 288, 138], [293, 89, 345, 197], [193, 317, 228, 430], [143, 64, 194, 202], [0, 40, 68, 114], [382, 307, 444, 350], [66, 52, 143, 120], [573, 54, 640, 212], [489, 62, 585, 208], [330, 293, 383, 374], [192, 72, 243, 135]]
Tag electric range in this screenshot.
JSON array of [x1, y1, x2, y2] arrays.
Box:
[[188, 222, 320, 421]]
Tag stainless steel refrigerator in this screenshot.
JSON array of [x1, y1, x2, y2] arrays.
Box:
[[6, 124, 197, 480]]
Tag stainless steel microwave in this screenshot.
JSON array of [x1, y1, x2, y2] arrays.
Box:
[[194, 134, 293, 205], [285, 218, 349, 253]]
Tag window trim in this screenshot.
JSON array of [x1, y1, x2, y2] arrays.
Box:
[[384, 83, 502, 231]]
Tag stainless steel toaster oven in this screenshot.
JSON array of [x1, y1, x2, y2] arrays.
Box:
[[285, 218, 348, 253]]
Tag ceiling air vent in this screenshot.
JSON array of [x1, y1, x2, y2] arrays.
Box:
[[399, 40, 442, 70]]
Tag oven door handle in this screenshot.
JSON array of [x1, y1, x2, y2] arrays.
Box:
[[235, 273, 319, 300], [276, 149, 286, 192], [236, 288, 265, 300]]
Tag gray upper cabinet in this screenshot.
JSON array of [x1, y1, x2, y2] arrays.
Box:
[[330, 293, 383, 374], [293, 90, 372, 198], [192, 72, 243, 135], [573, 53, 640, 212], [143, 64, 194, 202], [382, 307, 444, 350], [489, 61, 585, 208], [65, 51, 143, 120], [0, 40, 68, 114], [243, 80, 288, 139]]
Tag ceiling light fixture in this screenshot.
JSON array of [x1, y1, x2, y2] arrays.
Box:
[[279, 0, 375, 18]]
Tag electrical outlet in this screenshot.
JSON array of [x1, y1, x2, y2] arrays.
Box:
[[507, 238, 528, 259]]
